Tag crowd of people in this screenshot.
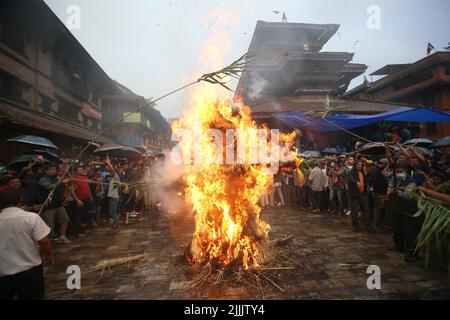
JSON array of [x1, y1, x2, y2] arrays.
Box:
[[261, 141, 450, 262], [0, 155, 163, 240], [1, 135, 449, 299], [0, 154, 166, 298]]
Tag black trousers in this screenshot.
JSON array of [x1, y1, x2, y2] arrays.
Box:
[[312, 191, 322, 210], [0, 264, 45, 300], [388, 194, 422, 253], [66, 202, 80, 236], [295, 186, 306, 208], [101, 196, 110, 219], [349, 193, 372, 227], [321, 190, 330, 211]]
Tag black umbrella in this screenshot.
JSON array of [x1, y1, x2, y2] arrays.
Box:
[[7, 155, 54, 169], [24, 150, 62, 164], [322, 147, 340, 155], [430, 136, 450, 149], [357, 142, 393, 155], [81, 141, 101, 149], [298, 150, 321, 158], [144, 150, 159, 157], [403, 138, 434, 148], [133, 146, 147, 154], [413, 146, 434, 157], [7, 135, 59, 149], [94, 143, 123, 153], [98, 146, 143, 158]]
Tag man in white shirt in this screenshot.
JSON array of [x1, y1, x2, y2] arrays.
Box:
[[308, 161, 327, 213], [105, 160, 121, 229], [0, 188, 53, 300]]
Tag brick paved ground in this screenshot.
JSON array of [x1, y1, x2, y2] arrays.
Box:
[[44, 207, 450, 300]]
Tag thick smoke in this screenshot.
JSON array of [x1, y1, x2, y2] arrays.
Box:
[[144, 151, 187, 215], [247, 72, 269, 101]]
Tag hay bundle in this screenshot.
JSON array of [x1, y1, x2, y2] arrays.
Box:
[[88, 252, 150, 273]]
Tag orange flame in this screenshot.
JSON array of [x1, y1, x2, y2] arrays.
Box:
[[174, 92, 278, 269], [172, 9, 298, 269]]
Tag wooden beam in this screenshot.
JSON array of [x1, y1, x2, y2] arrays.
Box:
[[383, 77, 450, 101]]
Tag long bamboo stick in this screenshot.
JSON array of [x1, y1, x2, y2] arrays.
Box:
[[37, 53, 253, 215], [261, 273, 285, 293]]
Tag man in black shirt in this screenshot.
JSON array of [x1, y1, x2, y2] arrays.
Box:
[[6, 176, 40, 212], [370, 159, 389, 231], [38, 165, 72, 244], [348, 161, 376, 233]]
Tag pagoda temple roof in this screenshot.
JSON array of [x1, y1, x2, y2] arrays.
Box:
[[237, 20, 367, 106], [246, 51, 355, 72], [248, 21, 339, 55], [246, 96, 419, 114]]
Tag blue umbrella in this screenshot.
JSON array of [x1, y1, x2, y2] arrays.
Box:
[[430, 136, 450, 149], [7, 135, 59, 149]]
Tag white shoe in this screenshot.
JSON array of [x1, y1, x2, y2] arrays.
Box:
[[56, 236, 72, 244], [345, 210, 351, 216]]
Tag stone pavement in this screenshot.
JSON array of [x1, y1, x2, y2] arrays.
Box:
[[44, 208, 450, 300]]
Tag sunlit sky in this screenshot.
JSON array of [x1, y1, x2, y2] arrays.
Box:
[[44, 0, 450, 119]]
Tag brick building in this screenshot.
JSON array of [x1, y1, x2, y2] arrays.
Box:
[[345, 52, 450, 140], [0, 0, 121, 162], [102, 81, 172, 153], [0, 0, 171, 163]]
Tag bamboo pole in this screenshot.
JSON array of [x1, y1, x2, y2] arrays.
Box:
[[37, 53, 253, 215]]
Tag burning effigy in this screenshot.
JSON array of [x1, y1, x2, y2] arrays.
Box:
[[171, 83, 298, 289]]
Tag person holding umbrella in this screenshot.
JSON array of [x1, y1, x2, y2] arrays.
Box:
[[18, 156, 45, 188]]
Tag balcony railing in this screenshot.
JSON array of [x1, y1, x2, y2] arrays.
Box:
[[117, 135, 144, 146], [51, 65, 91, 102]]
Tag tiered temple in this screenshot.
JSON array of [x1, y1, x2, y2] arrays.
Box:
[[236, 21, 369, 119], [238, 21, 366, 99]]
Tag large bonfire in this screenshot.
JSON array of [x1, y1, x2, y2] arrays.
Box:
[[173, 87, 297, 272], [170, 9, 298, 280]]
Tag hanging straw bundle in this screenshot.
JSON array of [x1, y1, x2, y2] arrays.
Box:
[[413, 193, 450, 275]]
